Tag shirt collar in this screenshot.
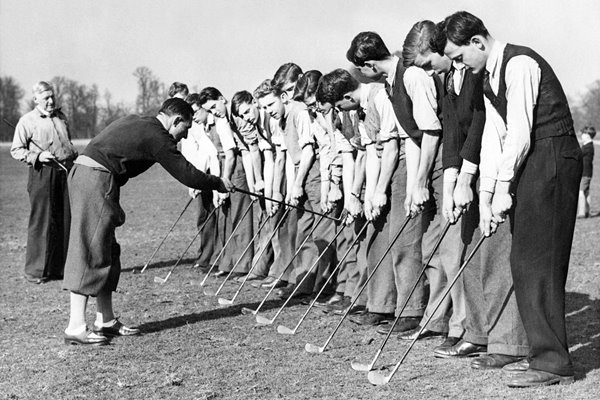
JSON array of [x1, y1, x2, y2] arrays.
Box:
[[486, 40, 506, 78], [36, 107, 59, 118], [386, 55, 400, 88]]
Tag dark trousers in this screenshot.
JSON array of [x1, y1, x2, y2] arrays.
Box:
[[25, 165, 70, 279], [511, 135, 582, 376]]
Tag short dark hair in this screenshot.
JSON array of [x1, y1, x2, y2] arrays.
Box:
[[184, 93, 201, 107], [431, 20, 448, 55], [198, 87, 223, 106], [584, 126, 597, 138], [443, 11, 489, 46], [402, 20, 437, 67], [168, 82, 189, 98], [316, 69, 360, 105], [272, 62, 303, 92], [253, 79, 281, 100], [292, 70, 322, 102], [346, 31, 391, 67], [231, 90, 254, 117], [159, 98, 193, 121]]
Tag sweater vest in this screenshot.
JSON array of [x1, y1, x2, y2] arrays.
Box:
[[483, 44, 574, 141], [388, 60, 422, 143]]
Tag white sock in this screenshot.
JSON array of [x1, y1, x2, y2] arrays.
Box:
[[64, 325, 86, 336], [94, 315, 117, 328]]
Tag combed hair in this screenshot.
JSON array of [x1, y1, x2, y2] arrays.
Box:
[[231, 90, 254, 117], [272, 62, 303, 91], [402, 20, 437, 67], [159, 98, 194, 121], [198, 87, 223, 105], [431, 20, 448, 55], [346, 31, 391, 66], [32, 81, 53, 95], [184, 93, 201, 107], [292, 70, 322, 102], [315, 68, 360, 105], [168, 82, 189, 98], [253, 79, 281, 100], [584, 126, 597, 138], [443, 11, 489, 46]]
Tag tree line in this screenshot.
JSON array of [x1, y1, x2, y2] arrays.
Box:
[[0, 66, 166, 142], [1, 68, 599, 142]]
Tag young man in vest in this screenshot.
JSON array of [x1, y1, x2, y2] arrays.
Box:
[[317, 68, 425, 328], [198, 87, 255, 277], [443, 11, 582, 387], [405, 20, 529, 367]]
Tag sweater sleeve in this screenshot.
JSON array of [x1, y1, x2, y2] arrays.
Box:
[[460, 73, 486, 166]]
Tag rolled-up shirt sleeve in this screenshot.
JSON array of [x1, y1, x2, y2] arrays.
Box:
[[404, 66, 442, 131], [295, 109, 316, 148], [479, 114, 503, 193], [374, 90, 399, 141], [498, 55, 540, 183], [215, 117, 237, 152], [10, 119, 39, 165]]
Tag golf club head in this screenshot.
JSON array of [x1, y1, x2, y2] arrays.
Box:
[[350, 360, 373, 372], [241, 307, 257, 315], [255, 314, 273, 325], [276, 325, 296, 335], [304, 342, 324, 353], [132, 268, 141, 275], [217, 297, 234, 306], [203, 287, 216, 297], [153, 276, 166, 284], [367, 370, 390, 386]]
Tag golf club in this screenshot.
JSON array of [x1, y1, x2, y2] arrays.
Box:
[[141, 197, 194, 273], [277, 220, 370, 335], [232, 186, 341, 222], [3, 118, 69, 173], [241, 212, 326, 316], [203, 213, 271, 297], [219, 208, 290, 306], [199, 198, 256, 286], [367, 234, 487, 386], [256, 219, 347, 326], [305, 214, 413, 354], [351, 218, 454, 371], [153, 205, 218, 284]]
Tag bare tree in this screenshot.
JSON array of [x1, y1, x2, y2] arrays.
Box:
[[0, 76, 25, 141], [133, 66, 164, 116]]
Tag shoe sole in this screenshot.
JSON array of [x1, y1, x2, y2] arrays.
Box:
[[64, 338, 108, 346], [507, 376, 574, 388], [434, 350, 486, 359]]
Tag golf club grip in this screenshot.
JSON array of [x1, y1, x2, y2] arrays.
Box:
[[232, 186, 339, 221]]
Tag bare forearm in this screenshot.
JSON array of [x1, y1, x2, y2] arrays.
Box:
[[375, 139, 399, 194]]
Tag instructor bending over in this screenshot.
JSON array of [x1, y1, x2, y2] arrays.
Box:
[[63, 98, 232, 345]]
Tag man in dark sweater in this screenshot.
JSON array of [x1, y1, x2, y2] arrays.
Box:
[[63, 98, 232, 346], [578, 126, 595, 218], [443, 11, 582, 387]]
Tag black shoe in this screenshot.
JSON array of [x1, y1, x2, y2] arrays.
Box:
[[261, 276, 286, 289], [24, 274, 48, 284], [349, 312, 394, 326], [93, 319, 141, 337], [471, 354, 524, 370], [507, 370, 574, 388], [333, 304, 366, 316], [275, 284, 310, 300], [314, 293, 344, 309], [397, 326, 445, 340], [375, 317, 421, 335], [321, 296, 352, 313], [434, 339, 487, 358]]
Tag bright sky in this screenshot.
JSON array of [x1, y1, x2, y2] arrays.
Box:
[[1, 0, 598, 105]]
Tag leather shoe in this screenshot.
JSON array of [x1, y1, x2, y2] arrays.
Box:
[[471, 354, 524, 370], [320, 296, 352, 313], [398, 326, 445, 340], [349, 312, 394, 326], [333, 304, 366, 315], [376, 317, 421, 335], [261, 277, 286, 289], [94, 319, 140, 337], [434, 336, 461, 353], [314, 293, 344, 308], [502, 358, 530, 374], [275, 284, 310, 300], [507, 370, 574, 388], [64, 329, 109, 346], [24, 274, 48, 284], [213, 270, 228, 278], [434, 339, 487, 358]]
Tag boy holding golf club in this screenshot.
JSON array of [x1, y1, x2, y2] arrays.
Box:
[[63, 98, 232, 345]]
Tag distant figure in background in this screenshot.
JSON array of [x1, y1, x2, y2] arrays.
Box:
[[168, 82, 189, 99], [10, 81, 78, 284], [578, 126, 596, 218]]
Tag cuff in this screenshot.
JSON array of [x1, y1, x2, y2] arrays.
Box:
[[479, 177, 497, 194], [460, 160, 479, 175], [443, 167, 459, 185]]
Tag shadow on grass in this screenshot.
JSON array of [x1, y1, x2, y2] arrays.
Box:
[[137, 296, 310, 334], [122, 257, 197, 272], [565, 291, 600, 380]]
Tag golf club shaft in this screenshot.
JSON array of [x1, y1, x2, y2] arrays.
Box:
[[200, 198, 256, 285], [233, 186, 340, 222], [141, 197, 194, 273], [266, 221, 348, 323], [383, 234, 486, 384], [3, 118, 70, 173], [157, 205, 218, 283], [248, 212, 327, 314], [226, 208, 291, 304], [212, 213, 271, 296], [315, 214, 413, 352], [367, 218, 454, 369], [290, 220, 370, 332]]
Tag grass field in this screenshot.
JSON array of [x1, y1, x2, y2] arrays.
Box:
[[1, 144, 599, 400]]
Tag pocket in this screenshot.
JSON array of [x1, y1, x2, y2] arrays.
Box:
[[561, 148, 582, 161]]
